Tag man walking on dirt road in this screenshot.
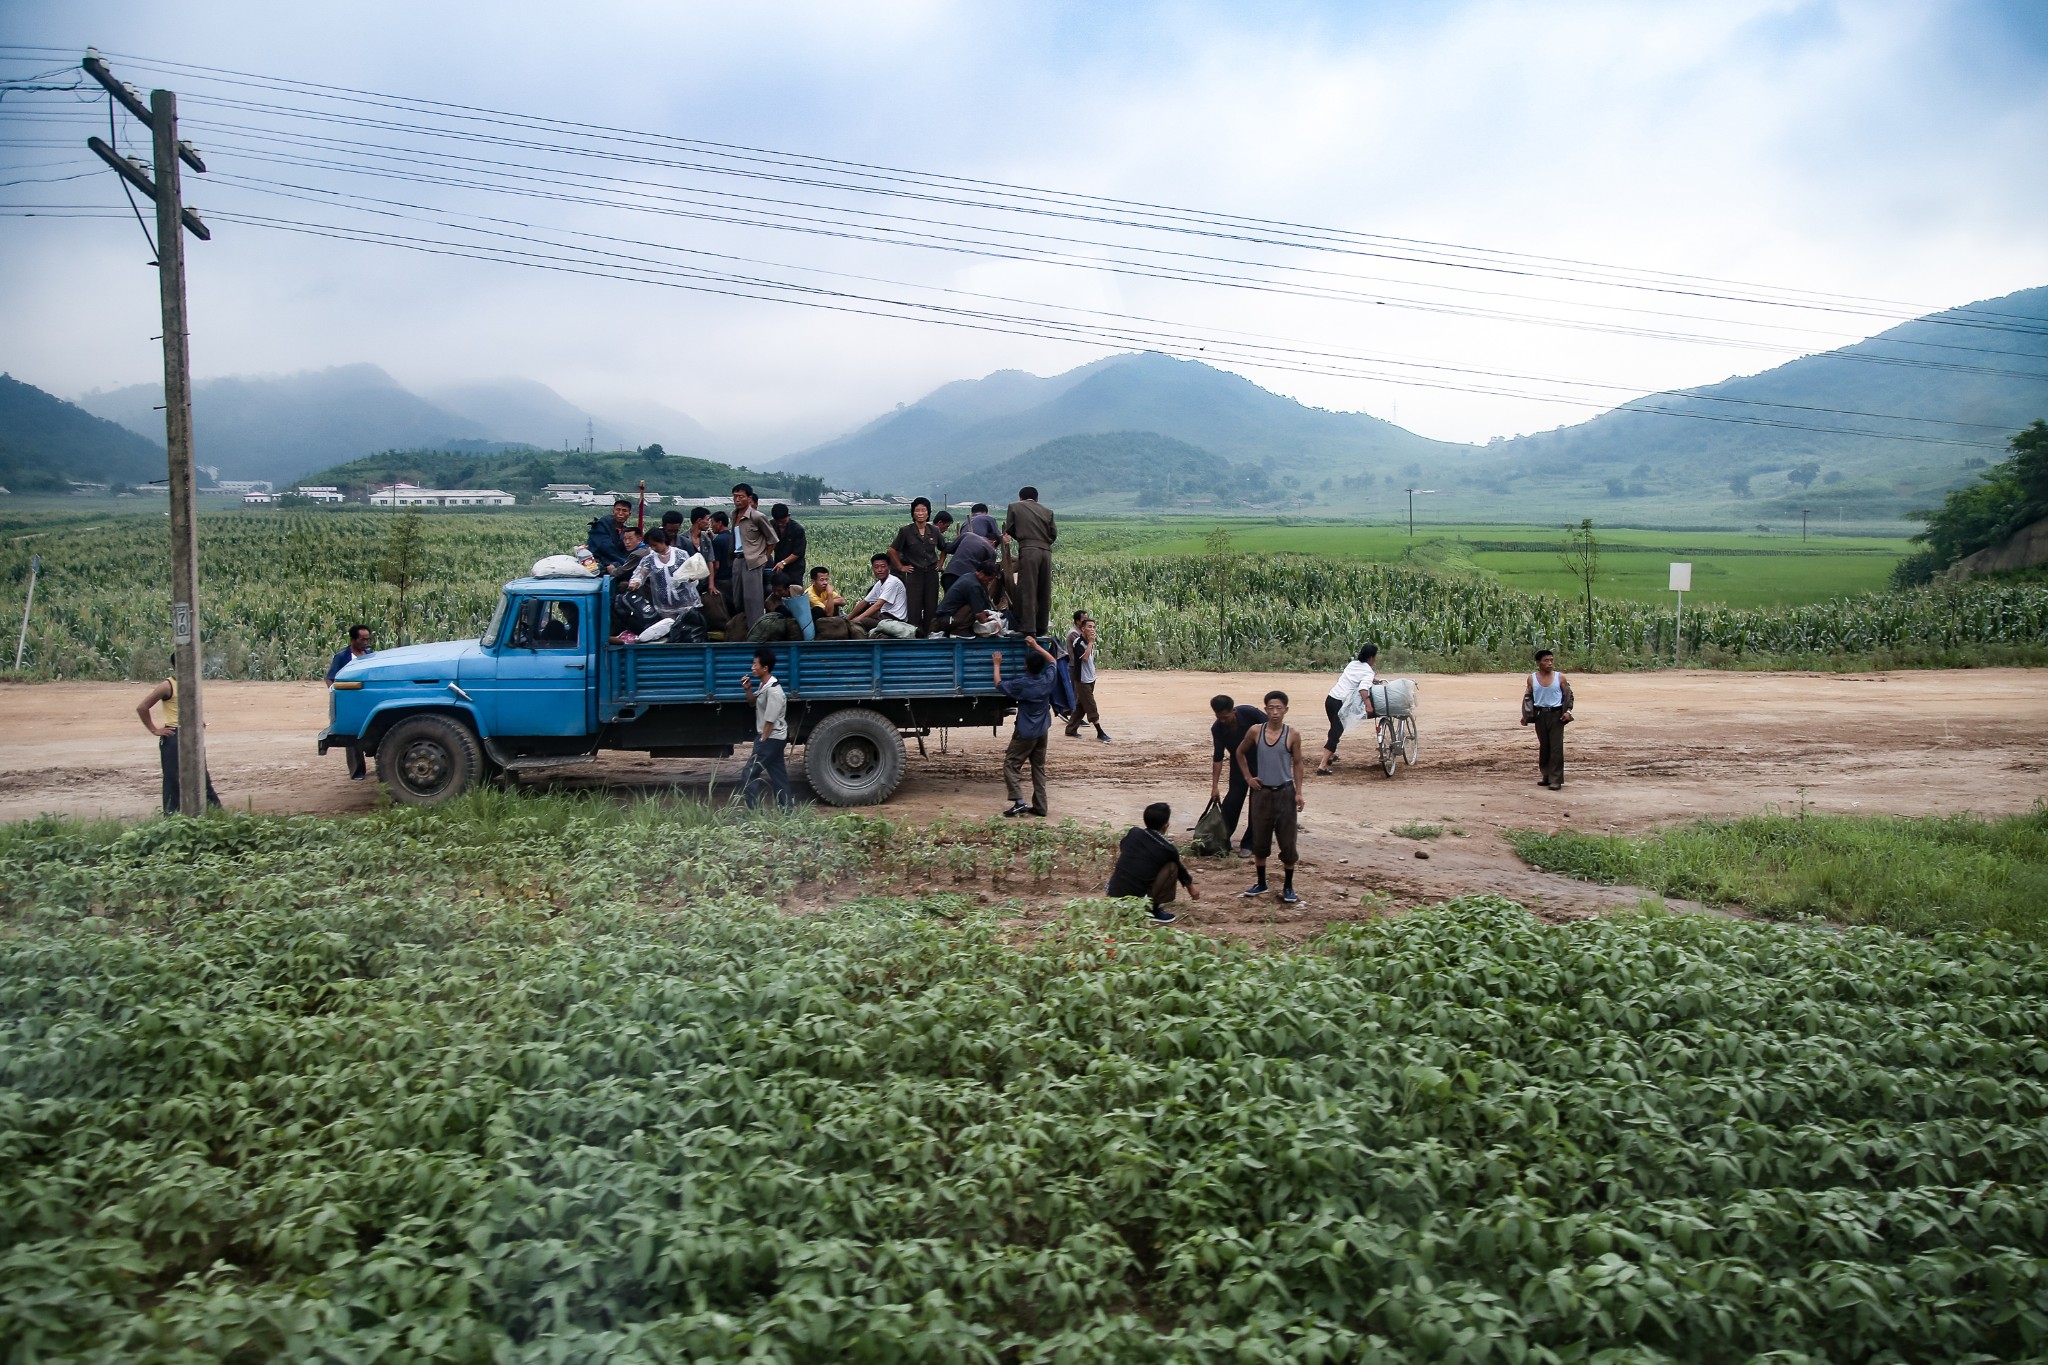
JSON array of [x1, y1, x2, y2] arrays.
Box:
[[137, 678, 221, 814], [1235, 689, 1307, 904], [1001, 486, 1056, 639]]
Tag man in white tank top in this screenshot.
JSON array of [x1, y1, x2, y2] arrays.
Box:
[[1233, 689, 1308, 904], [1521, 648, 1575, 789]]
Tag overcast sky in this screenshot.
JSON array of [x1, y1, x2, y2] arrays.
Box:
[[2, 0, 2045, 454]]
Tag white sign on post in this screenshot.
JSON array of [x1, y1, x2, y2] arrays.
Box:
[[1668, 563, 1690, 664]]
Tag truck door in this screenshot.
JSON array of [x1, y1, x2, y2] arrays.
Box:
[[495, 596, 594, 737]]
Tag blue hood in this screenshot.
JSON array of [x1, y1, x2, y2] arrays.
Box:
[[336, 640, 483, 682]]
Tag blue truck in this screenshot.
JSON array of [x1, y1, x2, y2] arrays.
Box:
[[319, 574, 1039, 806]]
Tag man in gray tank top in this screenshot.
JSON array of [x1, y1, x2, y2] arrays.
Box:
[[1233, 689, 1308, 903]]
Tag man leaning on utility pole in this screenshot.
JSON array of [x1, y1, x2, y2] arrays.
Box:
[[137, 676, 220, 814], [1001, 485, 1057, 638]]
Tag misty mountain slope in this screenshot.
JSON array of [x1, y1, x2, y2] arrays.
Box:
[[797, 351, 1465, 488], [78, 364, 488, 484], [1483, 285, 2048, 516], [0, 375, 168, 492], [969, 431, 1262, 505], [425, 378, 629, 451]]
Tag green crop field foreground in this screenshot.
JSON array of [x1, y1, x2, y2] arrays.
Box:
[[1, 504, 2045, 679], [4, 795, 2048, 1362]]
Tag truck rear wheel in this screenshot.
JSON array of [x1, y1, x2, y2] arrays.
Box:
[[376, 714, 482, 806], [803, 708, 906, 806]]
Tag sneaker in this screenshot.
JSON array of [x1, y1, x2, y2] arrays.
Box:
[[1028, 807, 1048, 817], [1001, 802, 1028, 818], [1240, 882, 1269, 898], [1096, 731, 1112, 743], [1280, 888, 1301, 905], [1233, 847, 1253, 860], [1148, 907, 1178, 924]]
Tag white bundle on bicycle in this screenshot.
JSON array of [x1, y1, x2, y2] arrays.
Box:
[[1378, 679, 1417, 717]]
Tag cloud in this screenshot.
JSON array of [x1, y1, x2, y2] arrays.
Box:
[[2, 0, 2043, 449]]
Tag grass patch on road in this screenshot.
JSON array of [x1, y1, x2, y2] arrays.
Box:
[[1510, 805, 2048, 941]]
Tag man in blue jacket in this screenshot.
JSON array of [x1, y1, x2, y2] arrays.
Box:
[[992, 635, 1058, 818], [326, 624, 375, 779], [587, 497, 634, 569]]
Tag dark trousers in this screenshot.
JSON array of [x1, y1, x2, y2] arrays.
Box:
[[899, 569, 939, 637], [1534, 710, 1566, 786], [742, 736, 794, 810], [1014, 546, 1053, 638], [344, 743, 367, 780], [1107, 864, 1180, 909], [1003, 732, 1048, 813], [1220, 766, 1252, 850], [158, 731, 221, 814], [736, 564, 768, 631], [1065, 679, 1100, 735], [1249, 784, 1298, 866], [1323, 695, 1347, 753]]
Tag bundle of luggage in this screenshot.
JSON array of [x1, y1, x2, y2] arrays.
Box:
[[1367, 679, 1418, 718]]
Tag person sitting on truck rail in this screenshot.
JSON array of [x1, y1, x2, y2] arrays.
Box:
[[850, 553, 917, 638], [588, 497, 635, 569], [808, 566, 846, 617]]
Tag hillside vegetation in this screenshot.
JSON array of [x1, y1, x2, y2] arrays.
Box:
[[0, 375, 167, 493], [969, 431, 1268, 506], [295, 447, 825, 505]]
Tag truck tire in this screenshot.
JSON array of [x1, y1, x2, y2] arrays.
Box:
[[376, 714, 482, 806], [803, 708, 906, 806]]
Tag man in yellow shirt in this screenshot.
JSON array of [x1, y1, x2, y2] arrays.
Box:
[[807, 566, 846, 617], [136, 677, 222, 813]]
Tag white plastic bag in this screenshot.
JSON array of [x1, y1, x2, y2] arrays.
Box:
[[973, 611, 1008, 637], [676, 552, 710, 583], [1338, 690, 1369, 734], [533, 554, 597, 579], [637, 616, 675, 643], [1381, 678, 1417, 717]]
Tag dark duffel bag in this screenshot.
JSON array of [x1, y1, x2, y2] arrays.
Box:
[[612, 589, 661, 633]]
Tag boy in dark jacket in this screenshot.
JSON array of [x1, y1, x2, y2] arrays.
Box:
[[1106, 802, 1199, 924]]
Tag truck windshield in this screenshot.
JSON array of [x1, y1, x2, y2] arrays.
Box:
[[481, 593, 509, 646]]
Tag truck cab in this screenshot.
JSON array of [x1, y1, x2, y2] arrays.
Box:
[[322, 575, 1037, 807]]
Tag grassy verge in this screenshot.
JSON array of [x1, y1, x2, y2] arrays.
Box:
[[4, 796, 2048, 1360], [1510, 805, 2048, 940]]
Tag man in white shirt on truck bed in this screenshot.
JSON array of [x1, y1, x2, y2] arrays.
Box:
[[849, 553, 917, 638]]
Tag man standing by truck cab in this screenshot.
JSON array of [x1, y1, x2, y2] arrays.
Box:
[[327, 624, 375, 779]]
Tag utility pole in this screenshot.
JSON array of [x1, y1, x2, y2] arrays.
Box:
[[1404, 487, 1438, 538], [1801, 508, 1811, 542], [83, 53, 213, 815], [12, 554, 37, 671]]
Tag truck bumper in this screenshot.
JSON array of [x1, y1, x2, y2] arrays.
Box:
[[316, 727, 349, 756]]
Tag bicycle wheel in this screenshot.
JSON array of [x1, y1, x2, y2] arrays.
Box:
[[1399, 715, 1419, 766], [1377, 718, 1399, 777]]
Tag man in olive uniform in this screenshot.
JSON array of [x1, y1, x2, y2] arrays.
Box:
[[1001, 485, 1057, 639]]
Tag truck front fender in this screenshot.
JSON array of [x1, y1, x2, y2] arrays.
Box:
[[357, 700, 487, 755]]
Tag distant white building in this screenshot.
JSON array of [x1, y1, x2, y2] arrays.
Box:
[[288, 485, 345, 502], [545, 483, 597, 502], [370, 487, 516, 508], [214, 479, 274, 496], [242, 492, 277, 505]]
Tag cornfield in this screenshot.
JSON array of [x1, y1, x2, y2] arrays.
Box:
[[2, 509, 2043, 679]]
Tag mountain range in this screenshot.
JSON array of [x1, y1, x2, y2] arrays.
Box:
[[11, 284, 2047, 523], [72, 366, 723, 485]]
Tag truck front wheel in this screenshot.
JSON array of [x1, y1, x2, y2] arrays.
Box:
[[376, 714, 482, 806], [803, 708, 906, 806]]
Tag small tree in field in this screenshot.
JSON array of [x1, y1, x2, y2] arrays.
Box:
[[1559, 518, 1600, 650], [378, 509, 427, 645]]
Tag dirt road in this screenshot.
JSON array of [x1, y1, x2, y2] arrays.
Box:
[[4, 669, 2043, 924]]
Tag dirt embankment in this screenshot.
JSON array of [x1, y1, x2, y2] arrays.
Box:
[[3, 669, 2042, 931]]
